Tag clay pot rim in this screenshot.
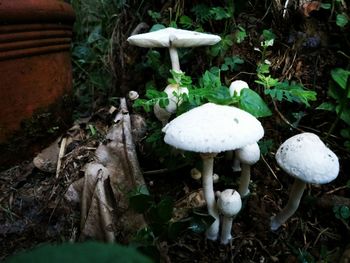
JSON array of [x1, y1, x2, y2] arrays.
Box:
[[0, 0, 75, 24]]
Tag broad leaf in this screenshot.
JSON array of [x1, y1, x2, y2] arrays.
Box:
[[239, 89, 272, 117], [5, 242, 153, 263]]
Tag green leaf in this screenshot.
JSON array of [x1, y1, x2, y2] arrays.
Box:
[[321, 3, 332, 9], [337, 105, 350, 126], [191, 4, 212, 22], [222, 56, 244, 72], [341, 128, 350, 139], [150, 23, 166, 32], [234, 26, 247, 43], [209, 7, 232, 20], [340, 206, 350, 219], [206, 86, 233, 105], [336, 13, 349, 27], [5, 242, 153, 263], [189, 211, 215, 233], [129, 193, 154, 213], [316, 102, 336, 111], [331, 68, 350, 94], [148, 197, 174, 223], [179, 15, 193, 29], [239, 89, 272, 117], [87, 25, 103, 44]]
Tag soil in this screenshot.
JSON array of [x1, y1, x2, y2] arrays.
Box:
[[1, 2, 350, 263]]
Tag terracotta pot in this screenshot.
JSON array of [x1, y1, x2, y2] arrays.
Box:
[[0, 0, 75, 168]]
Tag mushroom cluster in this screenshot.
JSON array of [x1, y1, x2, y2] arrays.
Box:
[[127, 27, 221, 125], [126, 28, 341, 246], [162, 103, 264, 240]]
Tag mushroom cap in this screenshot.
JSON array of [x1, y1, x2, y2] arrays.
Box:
[[127, 27, 221, 48], [229, 80, 249, 97], [275, 132, 339, 184], [217, 189, 242, 217], [163, 84, 189, 113], [236, 142, 260, 165], [162, 103, 264, 153]]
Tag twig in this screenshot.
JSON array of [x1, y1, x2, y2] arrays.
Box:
[[273, 100, 304, 132], [313, 227, 330, 247], [261, 154, 283, 191], [325, 185, 349, 195], [56, 137, 67, 178]]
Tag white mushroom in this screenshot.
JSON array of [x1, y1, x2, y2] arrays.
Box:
[[216, 189, 242, 245], [228, 80, 250, 172], [162, 103, 264, 240], [229, 80, 249, 97], [236, 142, 260, 197], [128, 28, 220, 125], [127, 27, 221, 72], [153, 83, 189, 125], [191, 168, 202, 180], [270, 132, 339, 231]]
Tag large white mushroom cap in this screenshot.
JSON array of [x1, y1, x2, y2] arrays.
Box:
[[162, 103, 264, 153], [127, 27, 221, 48], [275, 132, 339, 184]]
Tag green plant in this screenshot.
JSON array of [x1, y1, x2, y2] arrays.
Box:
[[128, 186, 214, 260], [4, 242, 153, 263], [255, 29, 317, 108], [317, 67, 350, 149], [333, 205, 350, 221], [321, 1, 349, 28]]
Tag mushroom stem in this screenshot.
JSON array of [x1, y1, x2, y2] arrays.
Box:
[[221, 216, 233, 244], [168, 46, 181, 72], [201, 153, 220, 240], [232, 157, 241, 172], [238, 163, 251, 197], [270, 178, 306, 230]]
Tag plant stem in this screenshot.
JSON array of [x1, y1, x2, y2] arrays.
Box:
[[238, 163, 251, 198]]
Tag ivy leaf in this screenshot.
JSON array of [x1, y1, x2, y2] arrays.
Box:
[[336, 105, 350, 126], [150, 23, 166, 32], [331, 68, 350, 97], [179, 15, 193, 29], [239, 89, 272, 117], [316, 102, 336, 112], [336, 13, 349, 27], [206, 86, 232, 105], [234, 26, 247, 43]]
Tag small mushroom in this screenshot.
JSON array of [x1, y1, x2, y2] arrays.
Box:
[[228, 80, 250, 172], [270, 133, 339, 230], [217, 189, 242, 245], [128, 90, 139, 101], [236, 142, 260, 197], [162, 103, 264, 240], [153, 83, 189, 125], [229, 80, 249, 97]]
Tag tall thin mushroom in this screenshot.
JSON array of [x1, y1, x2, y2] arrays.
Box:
[[270, 133, 339, 230], [162, 103, 264, 240], [127, 28, 221, 125]]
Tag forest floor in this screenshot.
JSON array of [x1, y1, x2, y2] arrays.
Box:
[[1, 3, 350, 263]]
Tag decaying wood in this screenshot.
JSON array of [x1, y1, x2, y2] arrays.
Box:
[[65, 98, 148, 243]]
